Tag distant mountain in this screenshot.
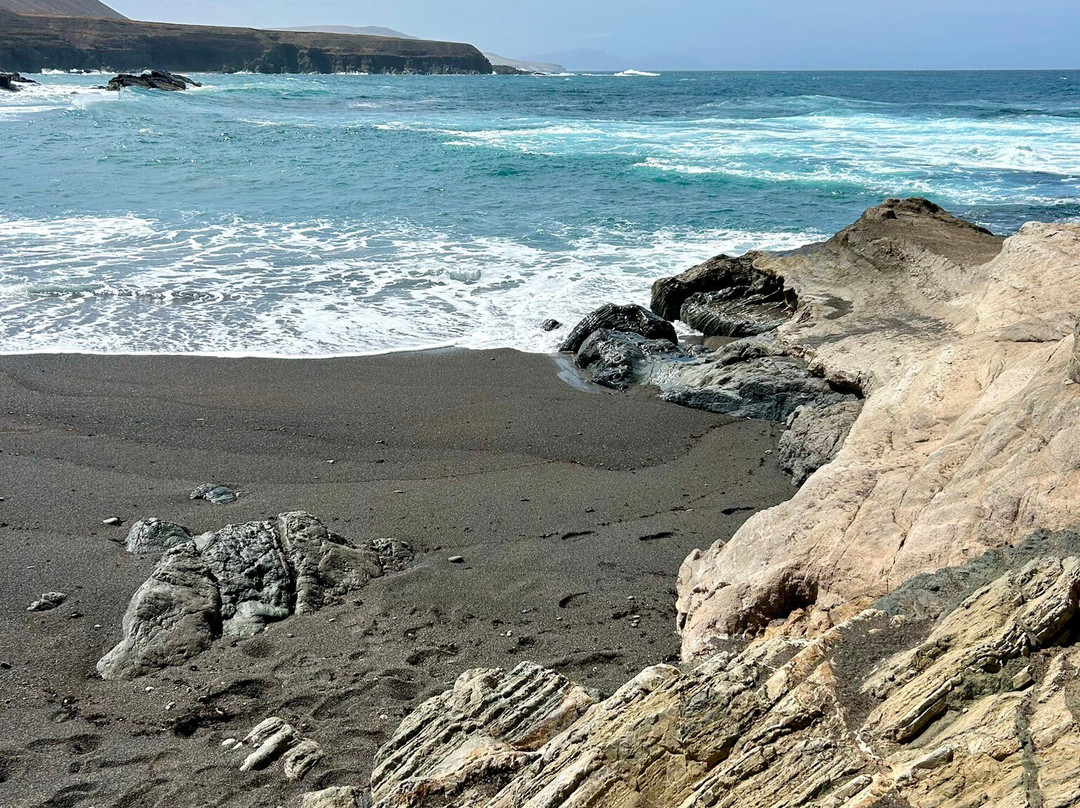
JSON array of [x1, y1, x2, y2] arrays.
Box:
[[0, 0, 125, 18], [525, 48, 629, 72], [275, 25, 418, 40], [482, 53, 565, 74]]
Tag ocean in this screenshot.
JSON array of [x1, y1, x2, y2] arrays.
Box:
[[1, 70, 1078, 356]]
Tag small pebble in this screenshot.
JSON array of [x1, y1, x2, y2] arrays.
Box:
[[165, 701, 175, 711], [145, 686, 154, 693], [448, 556, 465, 564], [102, 517, 123, 527], [221, 738, 239, 749]]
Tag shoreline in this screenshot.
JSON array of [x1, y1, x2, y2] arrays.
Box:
[[0, 348, 795, 807]]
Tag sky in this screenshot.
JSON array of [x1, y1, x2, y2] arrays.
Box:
[[107, 0, 1080, 70]]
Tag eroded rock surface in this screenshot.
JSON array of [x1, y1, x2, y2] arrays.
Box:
[[677, 200, 1080, 652], [98, 512, 412, 679], [334, 539, 1080, 808], [105, 70, 201, 91], [777, 400, 863, 486], [559, 303, 677, 353], [123, 518, 192, 554]]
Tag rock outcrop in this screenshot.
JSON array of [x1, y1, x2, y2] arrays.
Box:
[[105, 70, 200, 90], [347, 201, 1080, 808], [676, 200, 1080, 655], [317, 532, 1080, 808], [0, 8, 492, 74], [0, 70, 35, 90], [98, 512, 413, 679], [558, 303, 677, 353]]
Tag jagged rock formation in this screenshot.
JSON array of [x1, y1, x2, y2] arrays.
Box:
[[105, 69, 201, 90], [558, 303, 677, 353], [676, 200, 1080, 655], [0, 8, 492, 74], [370, 663, 595, 806], [319, 531, 1080, 808], [0, 70, 35, 90], [98, 512, 413, 679], [344, 201, 1080, 808]]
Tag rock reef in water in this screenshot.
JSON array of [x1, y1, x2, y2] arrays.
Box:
[[98, 512, 413, 679], [105, 70, 200, 91], [346, 200, 1080, 808], [0, 8, 492, 74], [0, 70, 36, 90]]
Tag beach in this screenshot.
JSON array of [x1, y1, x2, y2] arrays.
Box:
[[0, 349, 794, 807]]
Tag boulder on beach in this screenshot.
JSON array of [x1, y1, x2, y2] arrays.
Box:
[[105, 70, 202, 91], [123, 518, 193, 554], [190, 483, 238, 505], [98, 512, 414, 678], [559, 303, 677, 353]]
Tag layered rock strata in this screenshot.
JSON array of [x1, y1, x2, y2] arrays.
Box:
[[349, 201, 1080, 808], [309, 530, 1080, 808]]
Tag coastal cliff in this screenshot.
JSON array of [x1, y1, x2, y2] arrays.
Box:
[[327, 201, 1080, 808], [0, 8, 493, 74]]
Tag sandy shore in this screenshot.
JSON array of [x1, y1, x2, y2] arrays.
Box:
[[0, 349, 794, 808]]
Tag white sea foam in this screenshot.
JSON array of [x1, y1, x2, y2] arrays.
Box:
[[614, 70, 660, 77], [0, 215, 822, 356]]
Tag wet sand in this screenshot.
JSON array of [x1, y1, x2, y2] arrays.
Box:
[[0, 349, 795, 807]]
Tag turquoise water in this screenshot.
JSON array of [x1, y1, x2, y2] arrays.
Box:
[[1, 70, 1078, 355]]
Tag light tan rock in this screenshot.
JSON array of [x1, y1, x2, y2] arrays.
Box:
[[676, 202, 1080, 653], [339, 550, 1080, 808]]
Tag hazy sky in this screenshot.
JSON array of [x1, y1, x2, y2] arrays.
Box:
[[108, 0, 1080, 70]]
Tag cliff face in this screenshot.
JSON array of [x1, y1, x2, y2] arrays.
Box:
[[320, 202, 1080, 808], [0, 10, 492, 74]]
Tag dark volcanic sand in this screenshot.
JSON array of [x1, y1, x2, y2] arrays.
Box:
[[0, 350, 794, 808]]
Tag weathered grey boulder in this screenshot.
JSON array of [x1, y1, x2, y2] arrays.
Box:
[[679, 286, 791, 337], [575, 329, 695, 390], [190, 483, 238, 505], [27, 591, 67, 612], [661, 355, 854, 422], [777, 399, 864, 485], [123, 518, 192, 554], [559, 303, 677, 353], [98, 513, 413, 678], [301, 787, 370, 808], [97, 543, 220, 679], [651, 252, 774, 321]]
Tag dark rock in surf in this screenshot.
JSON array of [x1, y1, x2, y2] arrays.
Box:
[[0, 71, 36, 91], [106, 70, 201, 91], [651, 253, 795, 328], [541, 319, 563, 332], [559, 304, 678, 354]]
